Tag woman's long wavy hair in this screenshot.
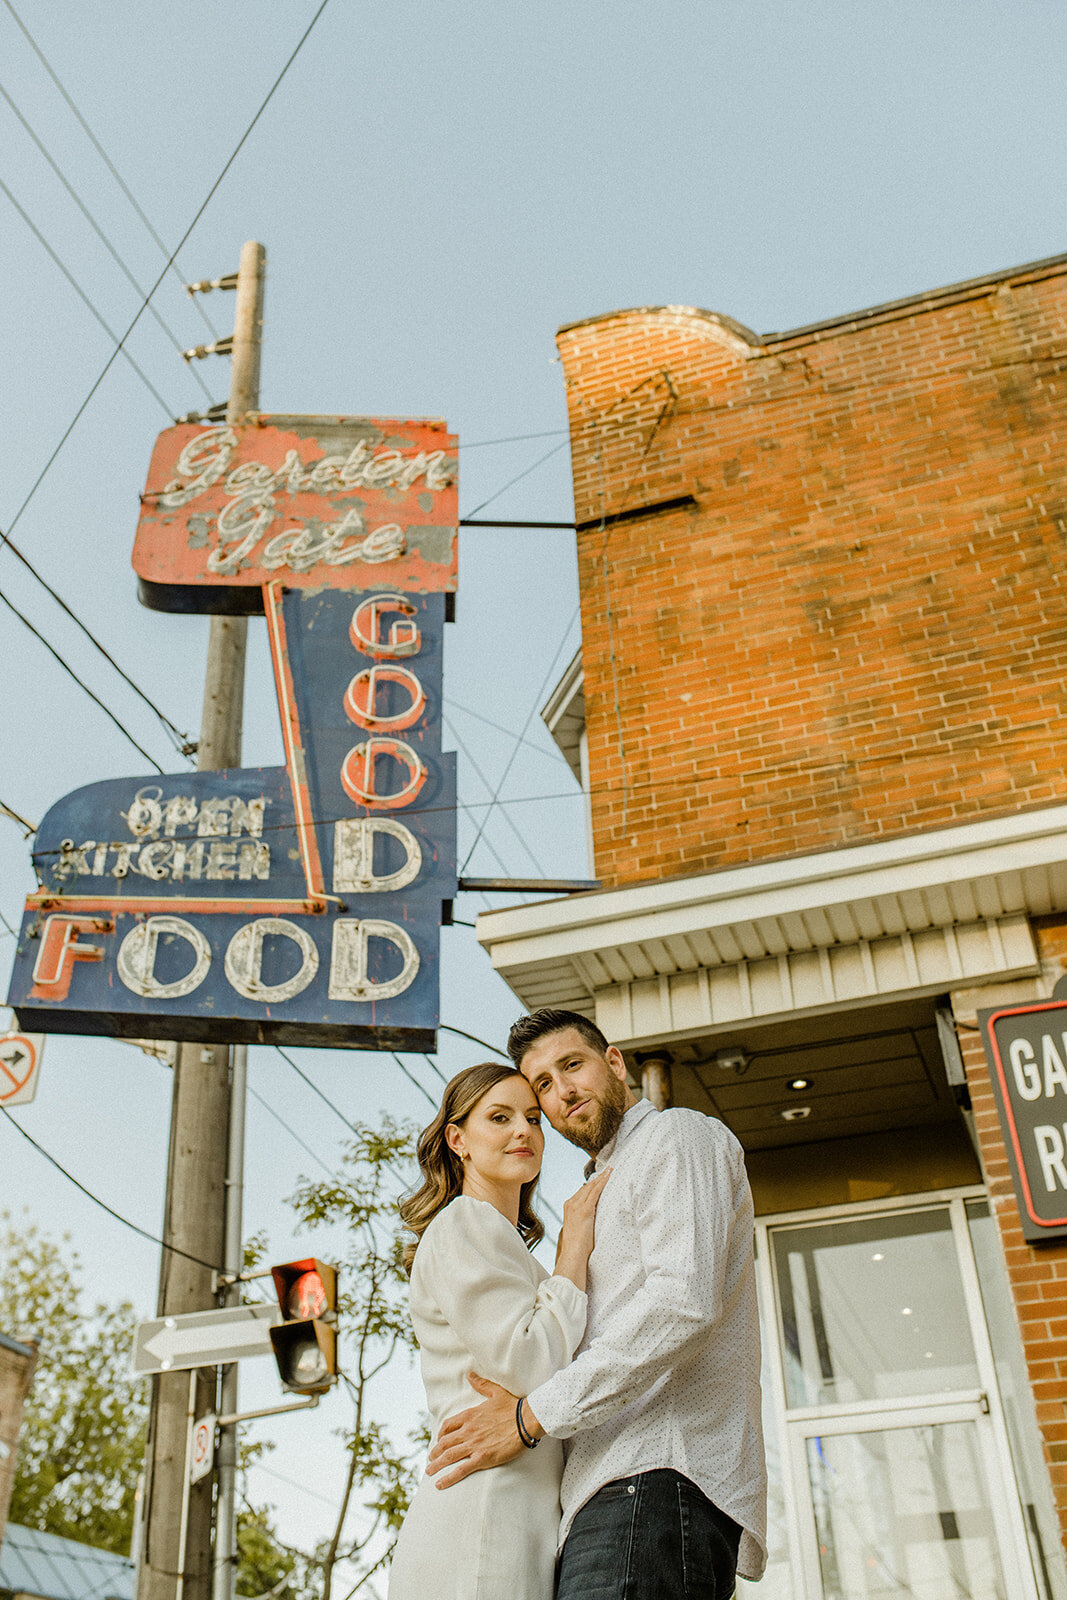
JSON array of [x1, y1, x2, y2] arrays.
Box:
[[399, 1062, 545, 1273]]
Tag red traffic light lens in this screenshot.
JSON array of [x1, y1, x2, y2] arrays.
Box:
[[286, 1269, 327, 1321]]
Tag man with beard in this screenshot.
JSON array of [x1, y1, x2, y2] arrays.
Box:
[[427, 1008, 767, 1598]]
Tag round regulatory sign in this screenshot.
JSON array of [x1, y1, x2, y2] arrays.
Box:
[[0, 1034, 38, 1103], [190, 1416, 215, 1484]]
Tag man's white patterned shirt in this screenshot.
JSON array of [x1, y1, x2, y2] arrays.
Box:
[[528, 1099, 767, 1581]]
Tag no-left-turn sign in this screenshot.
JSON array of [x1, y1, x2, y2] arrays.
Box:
[[0, 1032, 45, 1106], [190, 1414, 216, 1485]]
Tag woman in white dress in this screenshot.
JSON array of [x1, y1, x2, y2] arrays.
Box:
[[389, 1061, 607, 1600]]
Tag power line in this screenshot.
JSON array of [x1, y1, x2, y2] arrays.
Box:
[[440, 1024, 509, 1058], [449, 728, 555, 914], [451, 738, 547, 894], [0, 171, 192, 749], [0, 75, 214, 401], [444, 697, 569, 766], [0, 0, 332, 557], [391, 1054, 436, 1108], [0, 1104, 224, 1271], [459, 607, 581, 874], [0, 172, 175, 418], [251, 1462, 340, 1507], [459, 429, 568, 450], [145, 1039, 344, 1189], [0, 528, 193, 757], [0, 1, 333, 759], [31, 784, 596, 864], [445, 713, 549, 879], [459, 518, 576, 530], [271, 1045, 422, 1192], [1, 0, 220, 339], [461, 440, 571, 519], [421, 1053, 448, 1084], [0, 584, 165, 770], [273, 1045, 354, 1132], [270, 1044, 563, 1229], [247, 1080, 336, 1179]]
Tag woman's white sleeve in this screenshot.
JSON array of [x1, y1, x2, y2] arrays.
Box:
[[420, 1201, 586, 1394]]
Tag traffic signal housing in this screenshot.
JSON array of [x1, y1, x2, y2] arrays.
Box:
[[269, 1258, 339, 1394]]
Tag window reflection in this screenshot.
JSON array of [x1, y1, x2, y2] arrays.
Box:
[[772, 1208, 979, 1408], [967, 1201, 1067, 1600], [807, 1423, 1007, 1600]]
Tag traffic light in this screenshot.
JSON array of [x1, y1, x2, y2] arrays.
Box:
[[268, 1258, 339, 1394]]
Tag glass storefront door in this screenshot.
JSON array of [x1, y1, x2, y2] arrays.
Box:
[[742, 1192, 1062, 1600], [798, 1408, 1011, 1599]]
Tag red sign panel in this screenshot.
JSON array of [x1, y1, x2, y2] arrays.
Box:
[[133, 414, 458, 613]]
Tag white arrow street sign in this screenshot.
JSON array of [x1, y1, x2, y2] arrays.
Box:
[[132, 1303, 279, 1375]]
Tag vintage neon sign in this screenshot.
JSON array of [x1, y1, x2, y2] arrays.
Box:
[[133, 414, 457, 611], [7, 416, 458, 1050]]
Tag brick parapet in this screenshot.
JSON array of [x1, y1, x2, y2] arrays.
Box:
[[559, 264, 1067, 887]]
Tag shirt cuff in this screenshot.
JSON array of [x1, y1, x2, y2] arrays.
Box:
[[526, 1369, 576, 1439]]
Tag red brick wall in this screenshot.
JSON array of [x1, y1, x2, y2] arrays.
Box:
[[559, 264, 1067, 887], [955, 970, 1067, 1547]]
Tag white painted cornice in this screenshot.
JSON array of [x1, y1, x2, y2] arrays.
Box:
[[475, 805, 1067, 1034]]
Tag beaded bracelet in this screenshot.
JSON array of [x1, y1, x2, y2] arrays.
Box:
[[515, 1397, 539, 1449]]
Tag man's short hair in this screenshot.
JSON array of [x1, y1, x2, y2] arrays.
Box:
[[507, 1007, 610, 1068]]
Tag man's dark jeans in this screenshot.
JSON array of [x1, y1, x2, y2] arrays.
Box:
[[555, 1469, 742, 1599]]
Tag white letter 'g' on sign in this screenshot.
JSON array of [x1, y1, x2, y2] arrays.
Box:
[[117, 916, 211, 999]]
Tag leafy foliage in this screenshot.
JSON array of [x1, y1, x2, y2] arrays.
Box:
[[286, 1119, 421, 1600], [0, 1219, 308, 1600], [0, 1114, 422, 1600], [0, 1213, 147, 1554]]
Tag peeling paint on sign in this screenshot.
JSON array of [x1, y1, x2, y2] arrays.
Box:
[[133, 414, 457, 612], [8, 417, 458, 1050]]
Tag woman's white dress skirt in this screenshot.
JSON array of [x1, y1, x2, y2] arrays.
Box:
[[388, 1196, 587, 1600]]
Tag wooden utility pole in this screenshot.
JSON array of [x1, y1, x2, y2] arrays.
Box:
[[137, 241, 264, 1600], [0, 1332, 37, 1546]]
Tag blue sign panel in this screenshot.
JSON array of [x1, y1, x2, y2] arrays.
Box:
[[8, 575, 456, 1050]]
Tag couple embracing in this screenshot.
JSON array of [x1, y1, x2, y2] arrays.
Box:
[[389, 1007, 767, 1599]]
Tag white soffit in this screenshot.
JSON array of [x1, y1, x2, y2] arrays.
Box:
[[595, 916, 1037, 1047], [474, 805, 1067, 1026], [540, 650, 584, 784]]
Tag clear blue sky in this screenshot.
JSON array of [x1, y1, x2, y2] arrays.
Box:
[[1, 0, 1065, 1572]]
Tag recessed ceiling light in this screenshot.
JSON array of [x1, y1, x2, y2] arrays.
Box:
[[872, 1253, 884, 1261], [902, 1307, 913, 1316], [788, 1077, 811, 1091]]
